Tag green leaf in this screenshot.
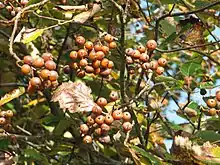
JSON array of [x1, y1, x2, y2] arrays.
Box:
[[196, 131, 220, 142], [131, 146, 161, 165], [24, 148, 49, 164], [199, 81, 214, 89], [53, 119, 71, 136], [0, 139, 10, 149], [22, 29, 44, 44], [160, 20, 176, 35], [180, 62, 201, 76]]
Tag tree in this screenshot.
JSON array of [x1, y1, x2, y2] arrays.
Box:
[[0, 0, 220, 164]]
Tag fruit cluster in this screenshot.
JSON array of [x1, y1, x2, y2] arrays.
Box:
[[0, 110, 14, 132], [80, 91, 132, 144], [125, 40, 167, 75], [0, 0, 29, 16], [21, 53, 59, 94], [203, 90, 220, 116], [65, 35, 116, 78]]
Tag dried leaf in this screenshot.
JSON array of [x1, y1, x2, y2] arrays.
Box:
[[0, 87, 25, 106], [51, 81, 95, 113]]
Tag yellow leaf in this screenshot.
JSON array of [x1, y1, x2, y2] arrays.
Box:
[[104, 100, 120, 113], [22, 29, 44, 44], [110, 71, 119, 80], [0, 87, 25, 106]]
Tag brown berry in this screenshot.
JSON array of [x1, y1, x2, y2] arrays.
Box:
[[0, 117, 6, 125], [23, 56, 33, 65], [79, 59, 88, 67], [87, 116, 95, 125], [109, 91, 119, 101], [206, 98, 217, 108], [123, 122, 132, 132], [96, 97, 108, 107], [104, 115, 114, 125], [63, 65, 71, 74], [33, 57, 44, 68], [49, 70, 59, 81], [101, 123, 110, 132], [112, 110, 123, 120], [142, 62, 150, 70], [83, 135, 92, 144], [100, 68, 111, 77], [0, 111, 6, 117], [92, 105, 103, 115], [21, 64, 31, 75], [95, 115, 105, 125], [30, 77, 41, 87], [40, 69, 50, 80], [146, 40, 157, 50], [104, 34, 114, 43], [76, 36, 85, 46], [77, 70, 85, 78], [95, 128, 102, 136], [99, 135, 111, 143], [69, 51, 78, 60], [84, 41, 93, 50], [158, 58, 167, 67], [80, 124, 89, 134], [123, 112, 131, 121], [70, 62, 79, 70], [109, 42, 117, 49], [42, 80, 52, 88], [94, 68, 101, 75], [45, 60, 56, 70], [85, 66, 94, 73], [42, 53, 53, 61]]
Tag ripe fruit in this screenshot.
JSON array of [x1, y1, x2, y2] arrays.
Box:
[[132, 50, 141, 59], [96, 97, 108, 107], [94, 68, 101, 75], [87, 116, 95, 125], [122, 122, 132, 132], [94, 44, 102, 51], [88, 51, 97, 61], [6, 110, 13, 118], [20, 0, 29, 6], [85, 66, 94, 73], [83, 135, 92, 144], [92, 105, 103, 115], [101, 123, 110, 132], [92, 60, 101, 69], [70, 62, 79, 70], [6, 6, 13, 12], [95, 115, 105, 125], [112, 110, 123, 120], [109, 42, 117, 49], [33, 57, 44, 68], [156, 66, 164, 75], [140, 53, 149, 62], [78, 49, 88, 59], [69, 51, 78, 60], [100, 69, 111, 77], [158, 58, 167, 67], [107, 61, 114, 69], [216, 90, 220, 102], [109, 91, 119, 101], [99, 135, 111, 143], [137, 45, 146, 53], [126, 56, 133, 64], [23, 56, 33, 65], [30, 77, 41, 87], [123, 112, 131, 121], [125, 48, 134, 56], [0, 111, 6, 117], [146, 40, 157, 50], [96, 51, 105, 60], [21, 64, 31, 75], [77, 70, 85, 78], [95, 128, 102, 136], [206, 98, 217, 108], [150, 60, 158, 70], [42, 53, 53, 61], [40, 69, 50, 80], [84, 41, 93, 50], [49, 70, 59, 81], [101, 58, 109, 68], [45, 60, 56, 70], [80, 124, 89, 134], [76, 36, 86, 45], [0, 117, 6, 125], [104, 34, 114, 43], [104, 115, 114, 125], [102, 46, 109, 55], [79, 59, 88, 67], [208, 108, 216, 116], [142, 62, 150, 70]]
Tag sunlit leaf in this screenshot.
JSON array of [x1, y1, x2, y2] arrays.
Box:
[[22, 29, 44, 44]]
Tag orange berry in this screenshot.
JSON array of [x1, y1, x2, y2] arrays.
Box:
[[100, 68, 111, 77], [5, 110, 13, 118], [94, 68, 101, 75], [95, 115, 105, 125], [150, 60, 158, 70], [123, 112, 131, 121], [140, 53, 149, 62], [95, 128, 102, 136], [42, 53, 53, 62], [79, 59, 88, 67], [83, 135, 92, 144], [23, 56, 33, 65], [76, 36, 85, 45], [30, 77, 41, 87], [209, 108, 216, 116], [156, 66, 164, 75], [107, 61, 114, 69], [80, 124, 89, 134], [122, 122, 132, 132], [40, 69, 50, 80], [85, 66, 94, 73], [158, 58, 167, 67], [49, 70, 59, 81], [104, 34, 114, 43], [96, 51, 105, 60], [69, 51, 78, 60], [77, 70, 85, 78], [21, 64, 31, 75], [132, 50, 141, 59], [109, 42, 117, 49], [142, 62, 150, 70], [84, 41, 93, 50], [125, 48, 134, 56], [94, 44, 102, 51], [78, 49, 88, 59], [104, 114, 114, 125], [216, 90, 220, 102], [88, 50, 97, 61], [96, 97, 107, 107], [101, 58, 109, 68], [206, 98, 217, 108], [45, 60, 56, 70], [137, 45, 146, 53], [101, 123, 110, 132], [112, 110, 123, 120], [87, 116, 95, 125], [102, 46, 109, 55], [0, 117, 6, 125], [109, 91, 119, 101], [146, 40, 157, 50], [32, 57, 44, 68], [92, 105, 103, 115]]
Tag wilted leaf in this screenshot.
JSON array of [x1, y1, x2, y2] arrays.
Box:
[[0, 87, 25, 106], [51, 81, 95, 113]]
